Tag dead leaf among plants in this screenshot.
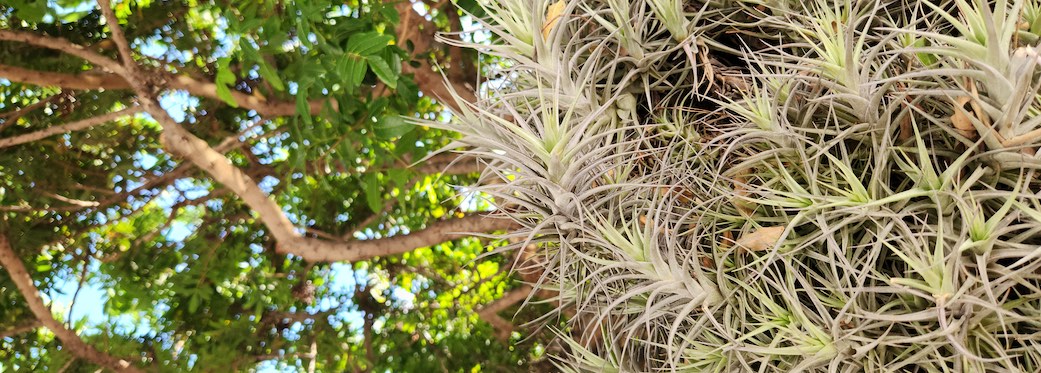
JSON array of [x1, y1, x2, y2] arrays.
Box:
[[735, 225, 786, 252], [731, 170, 754, 216], [542, 1, 566, 41], [951, 96, 977, 139]]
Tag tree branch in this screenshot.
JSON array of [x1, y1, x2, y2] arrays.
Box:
[[89, 0, 516, 263], [480, 285, 533, 316], [0, 106, 142, 149], [99, 2, 136, 69], [0, 233, 144, 372], [444, 7, 477, 83], [0, 91, 69, 133], [0, 64, 128, 90], [0, 34, 328, 116], [312, 214, 518, 261], [307, 337, 318, 373], [0, 320, 41, 339], [477, 285, 532, 342], [0, 30, 126, 74], [395, 1, 477, 112], [3, 117, 261, 215], [363, 309, 376, 365], [412, 152, 483, 176], [166, 74, 330, 117]]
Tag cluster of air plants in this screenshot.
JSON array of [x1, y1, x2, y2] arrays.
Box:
[[439, 0, 1041, 370]]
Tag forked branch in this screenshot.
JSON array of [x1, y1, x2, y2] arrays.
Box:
[[0, 0, 512, 264]]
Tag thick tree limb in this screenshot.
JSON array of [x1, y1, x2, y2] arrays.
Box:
[[0, 233, 144, 372], [339, 153, 484, 239], [0, 106, 142, 149], [0, 64, 128, 90], [159, 113, 516, 262], [395, 1, 477, 111]]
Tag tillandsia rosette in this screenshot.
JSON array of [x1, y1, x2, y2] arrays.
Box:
[[432, 0, 1041, 371]]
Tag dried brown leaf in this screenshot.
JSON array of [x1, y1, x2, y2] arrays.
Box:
[[735, 226, 786, 252], [951, 96, 976, 139], [542, 1, 565, 41], [720, 230, 733, 249], [732, 170, 754, 216]]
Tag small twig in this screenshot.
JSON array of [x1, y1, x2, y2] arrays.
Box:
[[0, 106, 142, 149], [0, 91, 68, 133], [307, 337, 318, 373], [0, 320, 42, 339], [56, 357, 77, 373], [66, 254, 92, 328]]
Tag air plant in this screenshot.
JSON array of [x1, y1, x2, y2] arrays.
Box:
[[440, 0, 1041, 370]]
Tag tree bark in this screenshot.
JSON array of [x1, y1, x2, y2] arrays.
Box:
[[395, 1, 477, 112]]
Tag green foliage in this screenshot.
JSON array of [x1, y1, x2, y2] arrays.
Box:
[[448, 0, 1041, 371], [0, 0, 541, 371]]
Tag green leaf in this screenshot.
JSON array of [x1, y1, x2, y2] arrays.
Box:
[[396, 77, 419, 106], [188, 293, 201, 313], [394, 129, 419, 157], [296, 17, 312, 48], [296, 92, 312, 125], [375, 115, 414, 139], [388, 168, 410, 188], [366, 55, 398, 89], [240, 41, 285, 92], [240, 18, 263, 33], [362, 173, 383, 213], [388, 52, 402, 76], [13, 0, 48, 22], [258, 61, 285, 91], [339, 55, 368, 92], [346, 32, 393, 55], [215, 58, 239, 107], [74, 317, 88, 331], [380, 5, 401, 23]]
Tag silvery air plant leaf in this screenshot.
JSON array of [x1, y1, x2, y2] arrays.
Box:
[[429, 0, 1041, 370]]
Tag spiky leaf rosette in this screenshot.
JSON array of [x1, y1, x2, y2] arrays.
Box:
[[437, 0, 1041, 370]]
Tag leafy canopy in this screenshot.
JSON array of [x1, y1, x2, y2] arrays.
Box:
[[0, 0, 544, 372]]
